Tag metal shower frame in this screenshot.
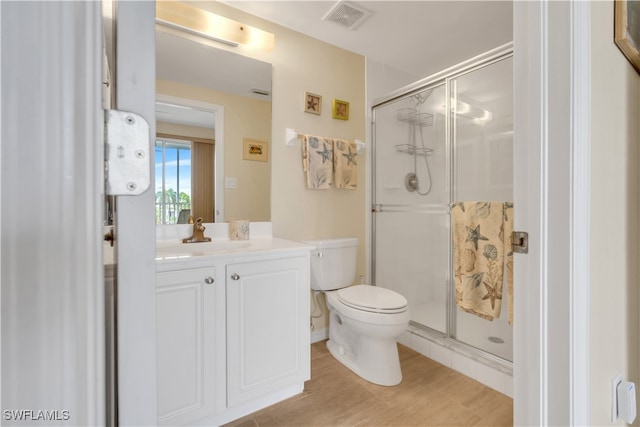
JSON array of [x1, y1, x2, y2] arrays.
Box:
[[370, 42, 514, 363]]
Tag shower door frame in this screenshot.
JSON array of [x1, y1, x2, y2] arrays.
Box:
[[371, 43, 514, 360]]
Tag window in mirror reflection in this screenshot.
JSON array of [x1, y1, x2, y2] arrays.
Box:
[[155, 138, 192, 224]]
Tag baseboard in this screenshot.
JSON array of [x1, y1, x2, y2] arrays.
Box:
[[310, 328, 328, 344]]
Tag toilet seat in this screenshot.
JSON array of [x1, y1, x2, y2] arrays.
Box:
[[336, 285, 407, 314]]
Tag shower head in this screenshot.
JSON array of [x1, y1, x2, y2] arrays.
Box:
[[413, 88, 434, 108]]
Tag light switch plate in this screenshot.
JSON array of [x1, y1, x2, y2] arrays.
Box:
[[225, 177, 237, 189]]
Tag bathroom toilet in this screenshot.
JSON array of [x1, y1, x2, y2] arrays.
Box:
[[305, 238, 410, 386]]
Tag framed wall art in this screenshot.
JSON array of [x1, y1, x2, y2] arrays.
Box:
[[304, 92, 322, 115], [332, 99, 349, 120], [242, 138, 268, 162], [615, 0, 640, 74]]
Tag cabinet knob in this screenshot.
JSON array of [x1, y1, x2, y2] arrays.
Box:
[[204, 276, 215, 284], [230, 273, 240, 281]]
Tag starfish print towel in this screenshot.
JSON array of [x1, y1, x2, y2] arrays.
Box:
[[451, 201, 511, 322], [333, 139, 358, 189], [302, 135, 333, 189]]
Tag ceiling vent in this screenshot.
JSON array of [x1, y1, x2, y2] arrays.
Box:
[[322, 1, 371, 31]]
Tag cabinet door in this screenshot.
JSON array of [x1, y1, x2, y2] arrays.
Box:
[[226, 257, 310, 407], [156, 267, 218, 425]]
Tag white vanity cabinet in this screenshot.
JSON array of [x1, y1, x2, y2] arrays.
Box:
[[156, 266, 219, 426], [155, 240, 311, 426], [226, 257, 310, 407]]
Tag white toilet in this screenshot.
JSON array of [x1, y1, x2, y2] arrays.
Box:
[[305, 237, 410, 386]]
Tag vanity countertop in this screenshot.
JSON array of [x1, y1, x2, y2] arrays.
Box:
[[155, 237, 314, 270], [104, 223, 314, 270]]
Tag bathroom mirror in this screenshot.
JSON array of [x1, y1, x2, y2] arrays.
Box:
[[155, 26, 272, 224]]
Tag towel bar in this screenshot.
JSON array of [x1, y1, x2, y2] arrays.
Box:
[[285, 127, 364, 153]]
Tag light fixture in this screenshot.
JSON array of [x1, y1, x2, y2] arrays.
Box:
[[156, 1, 275, 52]]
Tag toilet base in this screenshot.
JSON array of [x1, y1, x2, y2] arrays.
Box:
[[326, 336, 402, 387]]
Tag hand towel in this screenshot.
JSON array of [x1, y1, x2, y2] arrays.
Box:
[[451, 201, 507, 321], [302, 135, 333, 189], [333, 139, 358, 189]]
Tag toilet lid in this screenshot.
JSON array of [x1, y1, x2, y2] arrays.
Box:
[[336, 285, 407, 313]]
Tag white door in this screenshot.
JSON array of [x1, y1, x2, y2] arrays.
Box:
[[111, 1, 158, 425], [1, 2, 106, 425], [513, 1, 590, 425]]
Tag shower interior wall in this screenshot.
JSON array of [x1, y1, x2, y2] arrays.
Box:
[[372, 53, 513, 362]]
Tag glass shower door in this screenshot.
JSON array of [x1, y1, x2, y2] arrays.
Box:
[[451, 56, 514, 361], [372, 83, 450, 334]]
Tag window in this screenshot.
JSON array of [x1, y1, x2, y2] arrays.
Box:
[[155, 138, 192, 224]]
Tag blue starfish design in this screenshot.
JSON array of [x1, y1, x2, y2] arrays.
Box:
[[342, 146, 357, 166], [465, 224, 489, 250], [316, 143, 332, 163]]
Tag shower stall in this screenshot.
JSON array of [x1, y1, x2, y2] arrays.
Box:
[[372, 46, 513, 362]]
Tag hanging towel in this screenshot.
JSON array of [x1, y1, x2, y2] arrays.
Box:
[[333, 139, 358, 189], [504, 202, 514, 325], [302, 135, 333, 189], [451, 201, 508, 321]]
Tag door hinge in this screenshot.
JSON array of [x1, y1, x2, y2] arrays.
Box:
[[104, 109, 150, 196], [513, 231, 529, 254]]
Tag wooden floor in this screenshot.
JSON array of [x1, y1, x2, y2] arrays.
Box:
[[225, 340, 513, 426]]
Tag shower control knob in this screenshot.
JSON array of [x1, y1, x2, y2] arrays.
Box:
[[404, 172, 419, 192], [230, 273, 240, 281], [204, 276, 214, 284]]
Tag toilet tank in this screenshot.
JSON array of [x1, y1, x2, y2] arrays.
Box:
[[303, 238, 358, 291]]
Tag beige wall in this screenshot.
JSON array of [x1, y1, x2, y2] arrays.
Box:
[[590, 2, 640, 425], [157, 80, 271, 222], [190, 3, 367, 330]]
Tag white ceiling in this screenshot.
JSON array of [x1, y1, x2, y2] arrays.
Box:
[[221, 1, 513, 79]]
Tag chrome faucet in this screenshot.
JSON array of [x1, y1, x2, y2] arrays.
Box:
[[182, 216, 212, 243]]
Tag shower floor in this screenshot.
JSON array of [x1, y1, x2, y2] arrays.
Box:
[[410, 300, 513, 362], [455, 308, 513, 361]]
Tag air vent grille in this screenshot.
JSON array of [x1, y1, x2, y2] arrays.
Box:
[[322, 1, 371, 30], [251, 88, 271, 96]]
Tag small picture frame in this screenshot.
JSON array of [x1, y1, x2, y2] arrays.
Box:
[[242, 138, 268, 162], [615, 0, 640, 74], [332, 99, 349, 121], [304, 92, 322, 115]]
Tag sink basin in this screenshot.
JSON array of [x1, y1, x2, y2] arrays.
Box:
[[156, 240, 251, 257]]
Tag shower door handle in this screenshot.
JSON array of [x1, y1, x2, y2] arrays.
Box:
[[513, 231, 529, 254]]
